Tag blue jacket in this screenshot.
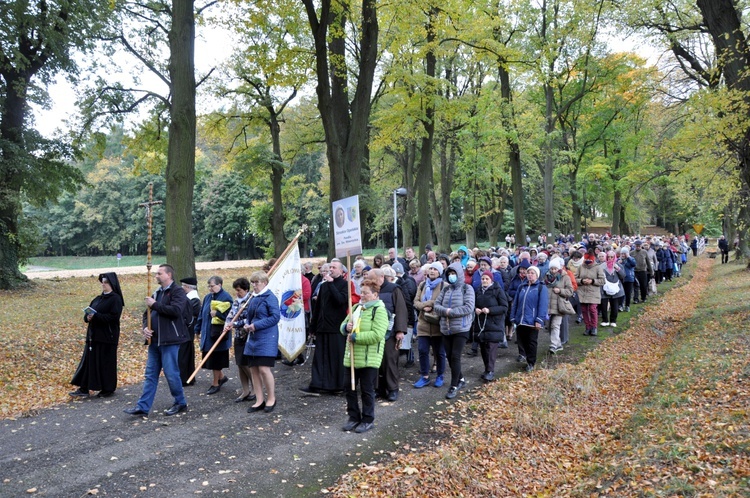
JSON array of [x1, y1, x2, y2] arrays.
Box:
[[656, 247, 674, 272], [243, 290, 281, 358], [620, 255, 636, 282], [197, 288, 233, 352], [510, 279, 549, 328]]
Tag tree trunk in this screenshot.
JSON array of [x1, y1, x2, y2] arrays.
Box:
[[165, 0, 197, 279], [542, 83, 556, 238], [401, 144, 416, 251], [0, 74, 30, 288], [570, 170, 582, 237], [612, 187, 622, 235], [269, 114, 289, 256]]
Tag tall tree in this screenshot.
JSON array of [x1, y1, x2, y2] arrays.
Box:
[[301, 0, 379, 257], [0, 1, 110, 288]]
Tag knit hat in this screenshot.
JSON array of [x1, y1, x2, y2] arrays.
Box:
[[527, 266, 540, 278], [479, 256, 492, 266], [482, 270, 493, 279], [391, 262, 404, 275], [548, 258, 563, 270], [518, 260, 531, 269], [363, 265, 372, 271], [429, 262, 444, 276]]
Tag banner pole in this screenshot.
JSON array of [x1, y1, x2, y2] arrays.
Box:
[[347, 251, 355, 391]]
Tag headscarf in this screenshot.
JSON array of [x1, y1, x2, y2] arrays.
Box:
[[99, 272, 124, 305]]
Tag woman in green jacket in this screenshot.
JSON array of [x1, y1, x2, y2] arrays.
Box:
[[340, 279, 388, 434]]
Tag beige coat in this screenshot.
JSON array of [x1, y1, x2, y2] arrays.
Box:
[[575, 262, 605, 304], [546, 273, 574, 315], [413, 279, 444, 337]]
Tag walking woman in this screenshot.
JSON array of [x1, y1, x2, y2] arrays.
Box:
[[510, 266, 548, 372], [197, 276, 233, 394], [70, 272, 124, 398], [433, 262, 475, 400], [544, 259, 573, 354], [474, 271, 508, 381], [600, 251, 625, 328], [243, 271, 281, 413], [339, 279, 388, 433], [224, 278, 255, 403], [576, 252, 605, 336], [412, 262, 447, 388]]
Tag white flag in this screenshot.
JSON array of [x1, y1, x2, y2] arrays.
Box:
[[267, 242, 306, 361]]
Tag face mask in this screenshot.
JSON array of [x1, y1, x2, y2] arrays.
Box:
[[448, 274, 458, 284]]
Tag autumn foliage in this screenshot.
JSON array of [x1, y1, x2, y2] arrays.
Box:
[[328, 257, 749, 496]]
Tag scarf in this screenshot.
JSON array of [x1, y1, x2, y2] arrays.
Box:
[[606, 258, 615, 272], [423, 277, 442, 301]]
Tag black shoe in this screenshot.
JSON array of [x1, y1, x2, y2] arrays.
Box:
[[525, 364, 535, 372], [625, 306, 630, 312], [96, 390, 115, 398], [576, 316, 583, 324], [484, 371, 495, 382], [264, 402, 277, 413], [386, 391, 399, 402], [248, 402, 266, 413], [355, 422, 374, 433], [342, 420, 360, 432], [634, 299, 640, 304], [281, 359, 296, 366], [206, 385, 220, 395], [234, 394, 256, 403], [516, 355, 526, 363], [124, 407, 148, 416], [466, 350, 478, 357], [164, 404, 187, 416], [299, 386, 320, 395], [590, 328, 598, 336], [69, 388, 89, 398], [219, 376, 229, 386]]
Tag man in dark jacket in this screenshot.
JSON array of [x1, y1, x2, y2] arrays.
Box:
[[718, 235, 730, 264], [632, 240, 653, 303], [124, 264, 191, 417], [371, 268, 408, 401]]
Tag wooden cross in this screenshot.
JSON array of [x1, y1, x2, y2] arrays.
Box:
[[138, 183, 163, 344]]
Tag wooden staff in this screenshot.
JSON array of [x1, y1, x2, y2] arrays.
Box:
[[138, 183, 162, 345], [347, 252, 355, 391], [188, 225, 308, 383]]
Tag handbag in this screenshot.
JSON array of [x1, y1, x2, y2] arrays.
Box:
[[422, 309, 440, 325], [603, 280, 620, 296], [648, 278, 658, 295], [557, 296, 576, 315]]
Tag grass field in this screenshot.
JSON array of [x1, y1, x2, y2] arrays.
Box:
[[25, 255, 167, 271]]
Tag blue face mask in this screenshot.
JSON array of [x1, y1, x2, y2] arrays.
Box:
[[448, 274, 457, 284]]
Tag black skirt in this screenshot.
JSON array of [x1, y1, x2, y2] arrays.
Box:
[[242, 355, 275, 368], [71, 341, 118, 392], [201, 348, 229, 370]]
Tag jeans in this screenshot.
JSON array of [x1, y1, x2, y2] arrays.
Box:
[[442, 333, 468, 388], [417, 335, 445, 377], [136, 343, 186, 412]]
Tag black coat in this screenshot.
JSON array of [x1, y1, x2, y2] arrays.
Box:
[[471, 281, 508, 343], [85, 272, 124, 344]]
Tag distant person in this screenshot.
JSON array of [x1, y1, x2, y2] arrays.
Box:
[[70, 272, 124, 398], [124, 264, 190, 416], [718, 235, 730, 264]]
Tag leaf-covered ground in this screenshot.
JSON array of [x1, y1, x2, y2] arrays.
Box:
[[0, 268, 260, 419], [328, 257, 750, 496]]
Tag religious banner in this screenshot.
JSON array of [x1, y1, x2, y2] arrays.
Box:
[[267, 241, 306, 361], [332, 195, 363, 258]]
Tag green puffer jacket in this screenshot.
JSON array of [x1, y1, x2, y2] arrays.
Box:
[[339, 300, 387, 369]]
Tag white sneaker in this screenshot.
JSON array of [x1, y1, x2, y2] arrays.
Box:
[[601, 322, 610, 327], [611, 323, 617, 328]]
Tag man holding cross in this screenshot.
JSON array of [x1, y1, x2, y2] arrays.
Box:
[[124, 264, 191, 417]]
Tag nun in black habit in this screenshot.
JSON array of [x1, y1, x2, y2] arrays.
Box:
[[70, 272, 124, 398]]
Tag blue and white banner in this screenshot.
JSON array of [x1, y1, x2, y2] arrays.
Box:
[[267, 242, 306, 361]]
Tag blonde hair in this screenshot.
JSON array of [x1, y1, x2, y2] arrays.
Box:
[[249, 271, 269, 284]]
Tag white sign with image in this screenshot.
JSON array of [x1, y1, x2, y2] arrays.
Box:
[[332, 195, 362, 258]]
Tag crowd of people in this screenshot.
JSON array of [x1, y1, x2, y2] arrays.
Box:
[[69, 231, 717, 433]]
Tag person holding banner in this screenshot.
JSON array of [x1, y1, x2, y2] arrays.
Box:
[[304, 261, 350, 393], [242, 271, 281, 413], [340, 279, 388, 433]]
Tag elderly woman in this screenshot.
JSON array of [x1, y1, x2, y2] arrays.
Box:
[[433, 262, 475, 399], [474, 271, 508, 381], [70, 272, 124, 398], [544, 259, 574, 353], [340, 279, 388, 433], [197, 276, 233, 395], [576, 253, 606, 336], [600, 251, 625, 328], [243, 271, 281, 413], [223, 278, 255, 403], [412, 262, 447, 388], [510, 266, 548, 372]]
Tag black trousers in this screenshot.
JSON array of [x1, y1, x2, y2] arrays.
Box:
[[377, 336, 400, 394], [346, 367, 377, 424], [516, 325, 539, 366], [635, 271, 648, 301], [442, 333, 468, 388], [622, 281, 634, 308]]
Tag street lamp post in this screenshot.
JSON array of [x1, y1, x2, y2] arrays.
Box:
[[393, 187, 407, 254]]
